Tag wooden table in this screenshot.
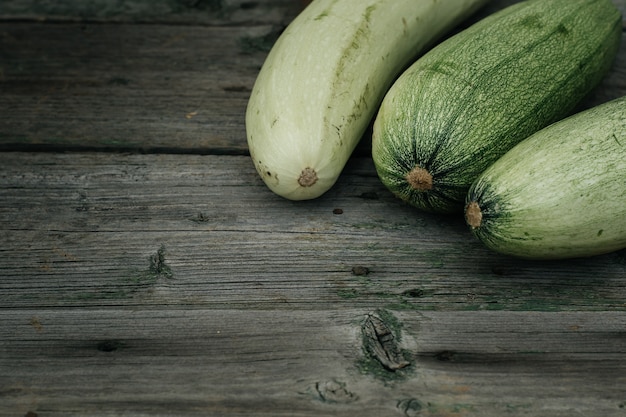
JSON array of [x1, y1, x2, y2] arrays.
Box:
[[2, 1, 626, 415]]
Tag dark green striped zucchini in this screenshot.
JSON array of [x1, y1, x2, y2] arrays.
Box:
[[371, 0, 621, 213], [465, 96, 626, 260]]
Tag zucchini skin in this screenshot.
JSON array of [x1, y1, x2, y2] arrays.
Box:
[[465, 96, 626, 260], [372, 0, 622, 213], [246, 0, 490, 200]]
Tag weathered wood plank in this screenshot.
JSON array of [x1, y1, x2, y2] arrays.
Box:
[[1, 152, 625, 311], [2, 308, 626, 417], [0, 23, 275, 153], [0, 0, 306, 25], [2, 0, 626, 415], [2, 0, 624, 154]]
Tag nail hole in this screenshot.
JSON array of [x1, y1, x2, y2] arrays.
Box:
[[351, 266, 370, 276], [402, 288, 424, 298]]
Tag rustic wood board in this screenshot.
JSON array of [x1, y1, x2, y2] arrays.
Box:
[[2, 0, 626, 415], [1, 152, 626, 311], [0, 0, 306, 25], [2, 308, 626, 417], [2, 1, 625, 154], [1, 152, 626, 416], [0, 22, 272, 154]]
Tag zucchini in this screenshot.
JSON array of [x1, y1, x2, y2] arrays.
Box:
[[245, 0, 490, 200], [372, 0, 621, 213], [465, 96, 626, 260]]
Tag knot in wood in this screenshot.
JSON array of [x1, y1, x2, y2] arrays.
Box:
[[362, 313, 410, 371]]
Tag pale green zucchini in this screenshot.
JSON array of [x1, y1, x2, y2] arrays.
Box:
[[372, 0, 621, 213], [465, 96, 626, 260], [246, 0, 491, 200]]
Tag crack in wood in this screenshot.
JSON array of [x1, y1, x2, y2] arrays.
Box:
[[149, 245, 173, 279]]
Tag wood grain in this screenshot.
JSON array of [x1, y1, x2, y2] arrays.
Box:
[[0, 0, 303, 25], [2, 307, 626, 416], [2, 152, 625, 311], [2, 1, 625, 154], [0, 23, 272, 153], [2, 0, 626, 415]]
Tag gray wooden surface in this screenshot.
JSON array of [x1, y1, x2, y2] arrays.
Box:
[[1, 1, 626, 416]]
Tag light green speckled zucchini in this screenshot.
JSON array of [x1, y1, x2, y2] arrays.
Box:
[[466, 96, 626, 260], [246, 0, 490, 200]]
